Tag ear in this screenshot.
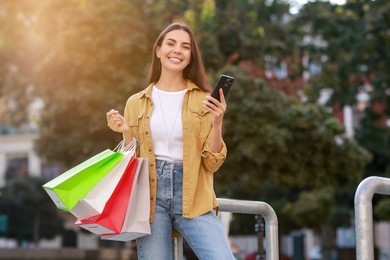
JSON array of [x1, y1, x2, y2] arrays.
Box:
[[156, 47, 161, 59]]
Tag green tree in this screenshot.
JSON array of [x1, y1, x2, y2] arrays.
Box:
[[0, 1, 40, 132], [354, 0, 390, 183], [216, 65, 370, 203], [215, 66, 370, 259], [297, 0, 390, 219], [34, 0, 167, 166], [218, 66, 370, 191]]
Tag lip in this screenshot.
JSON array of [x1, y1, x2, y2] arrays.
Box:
[[168, 56, 183, 62]]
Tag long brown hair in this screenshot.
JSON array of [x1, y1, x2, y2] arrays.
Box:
[[148, 23, 211, 92]]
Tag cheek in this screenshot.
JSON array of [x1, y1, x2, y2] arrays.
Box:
[[185, 52, 192, 64]]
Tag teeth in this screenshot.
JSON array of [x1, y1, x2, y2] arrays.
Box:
[[169, 57, 181, 62]]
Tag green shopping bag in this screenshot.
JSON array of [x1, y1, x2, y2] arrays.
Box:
[[43, 149, 124, 211]]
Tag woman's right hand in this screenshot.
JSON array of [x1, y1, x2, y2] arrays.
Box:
[[106, 109, 130, 133]]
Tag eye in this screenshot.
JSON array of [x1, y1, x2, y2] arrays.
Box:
[[183, 45, 191, 50], [167, 42, 174, 46]]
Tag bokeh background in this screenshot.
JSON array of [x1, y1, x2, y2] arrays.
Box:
[[0, 0, 389, 259]]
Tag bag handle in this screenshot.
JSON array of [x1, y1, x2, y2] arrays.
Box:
[[121, 137, 137, 152], [113, 138, 138, 153]]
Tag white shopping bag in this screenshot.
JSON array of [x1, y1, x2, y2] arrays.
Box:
[[75, 156, 139, 235], [101, 157, 151, 241], [69, 150, 134, 219]]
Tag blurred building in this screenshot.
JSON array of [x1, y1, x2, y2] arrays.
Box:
[[0, 97, 102, 249], [0, 129, 105, 250], [0, 133, 40, 188]]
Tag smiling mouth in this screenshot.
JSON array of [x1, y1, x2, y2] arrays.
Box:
[[168, 57, 182, 62]]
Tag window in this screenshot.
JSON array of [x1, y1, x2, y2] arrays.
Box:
[[5, 153, 28, 179]]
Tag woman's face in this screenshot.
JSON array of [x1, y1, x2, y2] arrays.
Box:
[[156, 29, 192, 74]]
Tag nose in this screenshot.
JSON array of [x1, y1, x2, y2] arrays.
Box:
[[173, 46, 181, 53]]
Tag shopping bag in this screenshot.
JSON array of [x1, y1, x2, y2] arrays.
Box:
[[75, 156, 139, 235], [70, 150, 136, 219], [42, 149, 124, 211], [101, 157, 151, 241]]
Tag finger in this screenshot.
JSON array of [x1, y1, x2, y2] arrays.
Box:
[[205, 97, 226, 114], [109, 115, 122, 125], [203, 102, 224, 117], [111, 114, 122, 120], [203, 99, 218, 110], [106, 109, 118, 120], [203, 103, 217, 115], [107, 117, 119, 127], [219, 89, 227, 106], [205, 95, 220, 106], [106, 109, 117, 116], [113, 119, 123, 126]]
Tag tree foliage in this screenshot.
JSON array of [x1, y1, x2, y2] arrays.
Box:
[[297, 0, 390, 218], [215, 66, 371, 234], [219, 67, 370, 190], [32, 0, 169, 166], [0, 175, 64, 243], [0, 1, 40, 132]]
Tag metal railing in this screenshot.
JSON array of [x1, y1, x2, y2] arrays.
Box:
[[355, 176, 390, 260], [173, 198, 279, 260]]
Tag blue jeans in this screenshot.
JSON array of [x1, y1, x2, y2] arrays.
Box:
[[137, 160, 234, 260]]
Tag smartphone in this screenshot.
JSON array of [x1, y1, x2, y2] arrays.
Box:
[[210, 74, 235, 102]]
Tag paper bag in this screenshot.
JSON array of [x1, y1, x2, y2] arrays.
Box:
[[102, 157, 150, 241], [76, 156, 138, 234], [70, 150, 135, 219], [43, 149, 124, 211]]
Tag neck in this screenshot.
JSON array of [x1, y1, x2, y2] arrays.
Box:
[[156, 71, 187, 91]]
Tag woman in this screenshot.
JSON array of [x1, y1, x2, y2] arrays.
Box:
[[106, 23, 234, 260]]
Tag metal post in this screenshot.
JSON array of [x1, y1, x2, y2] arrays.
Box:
[[172, 198, 279, 260], [173, 236, 183, 260], [217, 198, 279, 260], [255, 214, 265, 260], [355, 176, 390, 260]]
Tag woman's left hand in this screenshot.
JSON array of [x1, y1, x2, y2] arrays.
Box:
[[203, 88, 227, 128]]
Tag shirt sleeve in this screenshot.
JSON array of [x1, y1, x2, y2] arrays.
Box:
[[200, 137, 227, 174], [123, 95, 141, 157]]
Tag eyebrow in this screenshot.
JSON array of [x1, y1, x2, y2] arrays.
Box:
[[166, 38, 191, 46]]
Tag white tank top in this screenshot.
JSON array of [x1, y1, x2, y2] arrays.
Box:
[[150, 86, 187, 162]]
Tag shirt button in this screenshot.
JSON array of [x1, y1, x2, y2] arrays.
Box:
[[148, 148, 152, 152], [145, 131, 149, 135], [150, 163, 154, 167], [146, 116, 149, 119]]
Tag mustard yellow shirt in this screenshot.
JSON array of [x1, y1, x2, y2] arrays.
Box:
[[124, 81, 227, 222]]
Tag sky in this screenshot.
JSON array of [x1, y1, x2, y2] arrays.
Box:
[[290, 0, 347, 14], [295, 0, 346, 4]]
